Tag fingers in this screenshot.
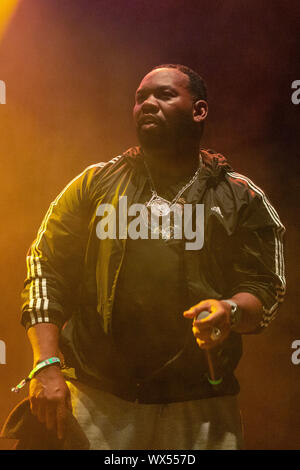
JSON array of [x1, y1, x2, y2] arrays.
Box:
[[184, 299, 230, 327], [29, 394, 38, 417], [183, 299, 220, 320], [184, 299, 231, 350], [56, 401, 68, 440], [192, 314, 227, 334], [30, 388, 46, 422], [31, 397, 68, 439], [192, 325, 229, 350], [36, 399, 46, 423], [66, 391, 73, 412], [196, 337, 209, 349], [45, 402, 56, 432], [29, 377, 71, 440]]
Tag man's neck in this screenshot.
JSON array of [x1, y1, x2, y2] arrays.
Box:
[[141, 141, 201, 185]]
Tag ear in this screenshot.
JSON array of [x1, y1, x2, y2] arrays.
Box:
[[193, 100, 208, 123]]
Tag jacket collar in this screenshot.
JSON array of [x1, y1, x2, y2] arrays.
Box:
[[122, 145, 232, 188]]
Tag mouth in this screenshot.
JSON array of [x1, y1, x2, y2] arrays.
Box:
[[138, 115, 160, 127]]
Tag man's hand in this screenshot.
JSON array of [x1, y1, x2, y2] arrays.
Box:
[[183, 299, 232, 350], [29, 364, 72, 440]]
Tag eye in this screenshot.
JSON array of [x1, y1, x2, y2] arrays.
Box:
[[136, 93, 146, 104], [158, 89, 176, 100], [160, 90, 173, 99]]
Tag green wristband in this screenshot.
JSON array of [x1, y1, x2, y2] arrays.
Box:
[[207, 376, 223, 386], [11, 357, 61, 393], [28, 357, 61, 379]]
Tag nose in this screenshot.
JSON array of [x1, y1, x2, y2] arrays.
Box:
[[141, 95, 159, 113]]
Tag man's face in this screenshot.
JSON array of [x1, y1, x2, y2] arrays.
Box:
[[133, 68, 198, 148]]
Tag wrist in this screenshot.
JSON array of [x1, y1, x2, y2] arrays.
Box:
[[33, 363, 62, 381], [33, 351, 61, 368], [11, 356, 61, 393], [222, 299, 242, 331], [30, 357, 61, 379]]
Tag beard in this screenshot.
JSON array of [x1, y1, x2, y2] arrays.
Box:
[[136, 122, 166, 149], [136, 113, 200, 151]]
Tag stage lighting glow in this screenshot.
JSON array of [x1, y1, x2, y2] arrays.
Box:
[[0, 0, 20, 42]]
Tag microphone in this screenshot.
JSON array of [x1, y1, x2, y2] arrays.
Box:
[[196, 310, 223, 387]]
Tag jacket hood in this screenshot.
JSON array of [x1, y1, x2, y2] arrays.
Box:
[[122, 145, 232, 188]]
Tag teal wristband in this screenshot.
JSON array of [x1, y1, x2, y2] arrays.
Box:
[[11, 357, 61, 393], [28, 357, 61, 379]]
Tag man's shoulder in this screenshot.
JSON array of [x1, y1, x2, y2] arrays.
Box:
[[225, 169, 267, 203], [83, 154, 124, 174], [200, 148, 271, 207], [83, 146, 142, 177]]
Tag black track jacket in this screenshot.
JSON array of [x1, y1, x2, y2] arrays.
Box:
[[21, 147, 286, 403]]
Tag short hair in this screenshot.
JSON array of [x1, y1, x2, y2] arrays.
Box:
[[151, 64, 207, 102]]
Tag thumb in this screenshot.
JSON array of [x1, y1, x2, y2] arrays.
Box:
[[183, 308, 197, 318]]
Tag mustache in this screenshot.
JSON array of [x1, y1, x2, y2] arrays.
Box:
[[137, 114, 162, 126]]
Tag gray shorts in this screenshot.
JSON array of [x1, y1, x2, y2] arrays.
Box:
[[66, 380, 244, 450]]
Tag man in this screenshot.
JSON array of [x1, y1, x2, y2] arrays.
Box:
[[20, 64, 285, 450]]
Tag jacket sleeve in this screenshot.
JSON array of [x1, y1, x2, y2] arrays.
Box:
[[226, 173, 286, 330], [21, 164, 102, 331]]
